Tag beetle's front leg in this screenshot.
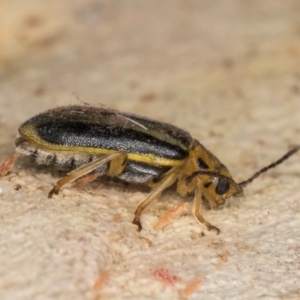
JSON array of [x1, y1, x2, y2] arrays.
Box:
[[192, 179, 220, 234]]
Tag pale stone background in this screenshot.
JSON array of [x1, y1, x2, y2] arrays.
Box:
[[0, 1, 300, 299]]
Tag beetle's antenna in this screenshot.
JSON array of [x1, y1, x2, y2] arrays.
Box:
[[239, 146, 300, 188]]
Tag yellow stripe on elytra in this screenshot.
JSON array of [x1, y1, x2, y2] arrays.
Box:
[[20, 124, 186, 167]]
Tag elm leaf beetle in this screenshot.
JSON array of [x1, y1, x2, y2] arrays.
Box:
[[0, 105, 298, 234]]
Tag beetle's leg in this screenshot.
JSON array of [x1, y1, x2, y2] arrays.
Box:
[[107, 151, 127, 176], [147, 166, 177, 189], [133, 167, 180, 231], [192, 179, 220, 234], [177, 175, 198, 196], [48, 151, 127, 198]]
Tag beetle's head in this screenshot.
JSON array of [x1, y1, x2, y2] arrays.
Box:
[[201, 173, 243, 208], [189, 141, 243, 208], [190, 142, 300, 209]]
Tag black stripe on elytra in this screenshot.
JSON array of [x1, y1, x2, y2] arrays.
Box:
[[35, 122, 188, 160]]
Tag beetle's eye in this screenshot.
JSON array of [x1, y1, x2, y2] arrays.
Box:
[[215, 178, 230, 195]]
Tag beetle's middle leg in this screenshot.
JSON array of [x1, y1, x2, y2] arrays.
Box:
[[132, 167, 180, 231], [48, 151, 127, 198]]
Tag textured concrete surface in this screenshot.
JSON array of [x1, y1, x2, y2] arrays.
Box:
[[0, 1, 300, 299]]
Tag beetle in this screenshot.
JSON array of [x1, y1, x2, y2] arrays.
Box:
[[0, 105, 299, 233]]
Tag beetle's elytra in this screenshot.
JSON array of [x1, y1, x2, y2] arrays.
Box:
[[0, 105, 299, 234]]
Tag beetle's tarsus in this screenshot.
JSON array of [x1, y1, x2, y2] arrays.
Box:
[[132, 218, 143, 231], [207, 224, 221, 235], [48, 188, 58, 198]]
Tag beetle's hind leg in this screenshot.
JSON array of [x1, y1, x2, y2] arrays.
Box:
[[48, 151, 127, 198], [192, 179, 220, 234], [132, 167, 180, 231]]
